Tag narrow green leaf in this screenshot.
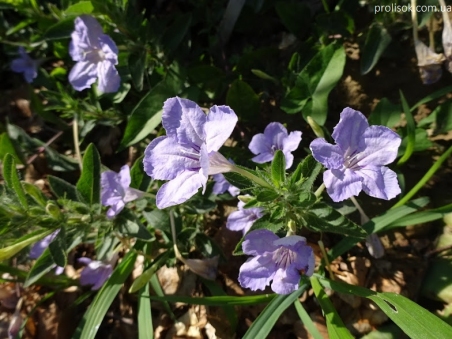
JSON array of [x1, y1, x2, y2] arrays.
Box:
[[48, 227, 67, 267], [148, 293, 276, 306], [222, 171, 255, 190], [299, 155, 323, 191], [251, 69, 279, 84], [0, 229, 52, 262], [294, 299, 323, 339], [129, 251, 170, 293], [281, 43, 346, 125], [369, 293, 452, 339], [119, 80, 175, 149], [74, 248, 139, 339], [3, 154, 28, 209], [360, 23, 392, 75], [161, 13, 192, 52], [328, 197, 429, 260], [397, 91, 415, 166], [130, 155, 151, 191], [385, 203, 452, 229], [48, 175, 83, 201], [226, 79, 260, 121], [76, 144, 101, 205], [311, 277, 354, 339], [0, 133, 22, 164], [22, 182, 48, 207], [242, 283, 307, 339], [149, 274, 176, 321], [138, 283, 153, 339], [128, 49, 146, 92], [303, 202, 368, 238], [271, 150, 286, 188], [410, 85, 452, 111], [114, 210, 154, 241]]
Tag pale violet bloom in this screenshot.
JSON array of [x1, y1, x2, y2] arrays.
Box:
[[310, 107, 401, 202], [69, 15, 120, 93], [249, 122, 302, 169], [226, 200, 264, 234], [30, 231, 64, 275], [143, 97, 238, 209], [11, 47, 38, 83], [212, 159, 239, 196], [78, 257, 113, 290], [239, 229, 315, 295], [101, 165, 145, 219]]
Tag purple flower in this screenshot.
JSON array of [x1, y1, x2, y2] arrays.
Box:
[[101, 165, 145, 219], [78, 257, 113, 290], [310, 107, 401, 202], [226, 200, 264, 234], [249, 122, 302, 169], [11, 47, 38, 83], [69, 15, 120, 93], [30, 231, 64, 275], [239, 229, 315, 295], [143, 97, 238, 209]]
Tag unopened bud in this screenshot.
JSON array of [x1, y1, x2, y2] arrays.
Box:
[[238, 195, 254, 203], [46, 202, 62, 220], [307, 116, 325, 138]]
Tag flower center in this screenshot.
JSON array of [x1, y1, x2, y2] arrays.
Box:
[[85, 48, 106, 63], [272, 247, 296, 270], [343, 149, 361, 170]]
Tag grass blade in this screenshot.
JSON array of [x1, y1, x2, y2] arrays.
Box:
[[294, 299, 323, 339], [138, 283, 154, 339]]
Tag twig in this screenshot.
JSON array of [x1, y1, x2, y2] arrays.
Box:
[[425, 244, 452, 258], [318, 240, 334, 280], [26, 129, 65, 165]]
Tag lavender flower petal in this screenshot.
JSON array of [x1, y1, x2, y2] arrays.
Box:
[[331, 107, 369, 152], [78, 257, 113, 290], [324, 168, 362, 202], [11, 47, 38, 83], [226, 201, 264, 234]]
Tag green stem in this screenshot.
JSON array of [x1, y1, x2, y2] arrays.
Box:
[[73, 116, 82, 171], [314, 183, 325, 198], [392, 144, 452, 209], [321, 0, 330, 13]]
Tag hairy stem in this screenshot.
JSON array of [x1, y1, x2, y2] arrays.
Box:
[[73, 116, 82, 171]]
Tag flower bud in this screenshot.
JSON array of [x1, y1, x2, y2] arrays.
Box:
[[307, 116, 325, 138]]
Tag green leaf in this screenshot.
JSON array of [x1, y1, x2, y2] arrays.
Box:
[[222, 171, 255, 190], [434, 100, 452, 133], [128, 49, 146, 92], [298, 155, 323, 191], [242, 283, 308, 339], [143, 210, 170, 234], [251, 69, 279, 84], [22, 182, 48, 207], [360, 23, 392, 75], [311, 277, 354, 339], [48, 228, 67, 267], [328, 197, 430, 260], [114, 210, 154, 241], [137, 283, 153, 339], [256, 189, 280, 202], [76, 144, 101, 205], [271, 150, 286, 188], [73, 247, 139, 339], [25, 248, 58, 287], [0, 229, 52, 262], [130, 155, 151, 191], [129, 251, 171, 293], [43, 17, 75, 40], [411, 85, 452, 111], [275, 2, 311, 39], [226, 79, 260, 121], [368, 98, 401, 128], [385, 203, 452, 229], [294, 299, 323, 339], [48, 175, 83, 202], [368, 293, 452, 339], [397, 91, 415, 166], [64, 1, 93, 15], [119, 80, 175, 149], [3, 154, 28, 209], [0, 133, 22, 164], [281, 43, 346, 125], [147, 293, 276, 306], [161, 13, 192, 52], [302, 203, 368, 238]]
